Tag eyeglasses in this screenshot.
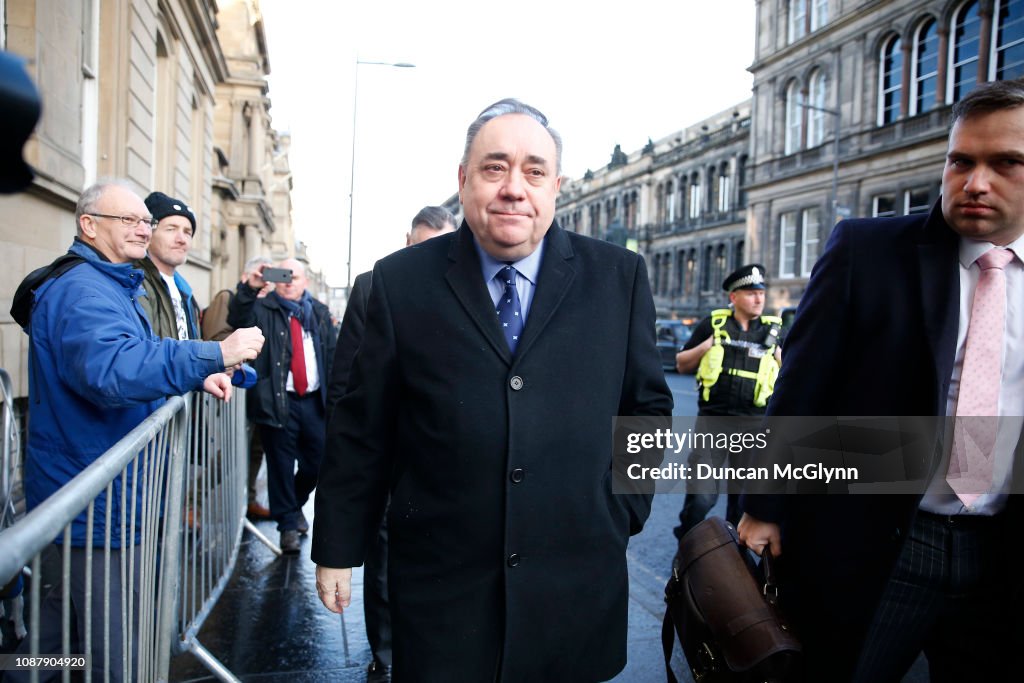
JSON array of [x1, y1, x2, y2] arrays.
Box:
[[88, 213, 156, 228]]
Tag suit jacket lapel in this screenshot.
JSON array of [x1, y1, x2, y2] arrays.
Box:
[[916, 204, 960, 414], [445, 226, 513, 364], [515, 225, 575, 360]]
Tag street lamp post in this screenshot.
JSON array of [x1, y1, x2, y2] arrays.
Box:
[[346, 58, 415, 297], [800, 102, 841, 227]]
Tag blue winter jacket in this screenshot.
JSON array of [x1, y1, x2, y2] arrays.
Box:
[[25, 239, 225, 546]]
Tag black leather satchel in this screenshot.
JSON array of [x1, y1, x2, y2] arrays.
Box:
[[662, 516, 801, 682]]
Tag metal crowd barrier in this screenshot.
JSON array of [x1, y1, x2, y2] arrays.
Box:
[[0, 386, 262, 683], [1, 370, 19, 530]]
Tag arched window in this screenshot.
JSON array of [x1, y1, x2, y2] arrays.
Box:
[[993, 0, 1024, 81], [912, 18, 939, 115], [689, 173, 702, 219], [685, 250, 696, 296], [707, 165, 717, 214], [666, 180, 675, 223], [808, 70, 828, 147], [715, 245, 728, 288], [948, 1, 981, 103], [878, 35, 903, 125], [718, 161, 731, 213], [737, 155, 749, 206], [701, 245, 714, 291], [734, 240, 745, 269], [785, 80, 804, 154]]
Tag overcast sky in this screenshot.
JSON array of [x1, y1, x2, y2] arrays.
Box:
[[258, 0, 757, 287]]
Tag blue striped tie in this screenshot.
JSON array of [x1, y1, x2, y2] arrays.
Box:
[[495, 264, 523, 353]]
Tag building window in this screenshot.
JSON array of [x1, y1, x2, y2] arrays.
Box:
[[949, 1, 981, 103], [993, 0, 1024, 81], [666, 181, 676, 223], [701, 246, 714, 290], [689, 173, 702, 219], [879, 35, 903, 125], [779, 212, 798, 277], [715, 245, 728, 288], [912, 18, 939, 115], [718, 162, 731, 213], [785, 80, 804, 154], [735, 240, 745, 270], [737, 155, 748, 206], [707, 165, 717, 215], [675, 251, 686, 296], [81, 0, 99, 184], [789, 0, 807, 43], [808, 70, 828, 147], [800, 208, 820, 276], [873, 194, 896, 217], [811, 0, 829, 31], [685, 250, 696, 296], [905, 187, 932, 214]]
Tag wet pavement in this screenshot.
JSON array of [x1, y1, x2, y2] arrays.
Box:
[[168, 373, 927, 682]]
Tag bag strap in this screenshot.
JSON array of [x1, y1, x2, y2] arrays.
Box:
[[662, 593, 680, 683]]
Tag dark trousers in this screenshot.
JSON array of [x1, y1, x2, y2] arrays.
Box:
[[673, 446, 742, 540], [851, 510, 1014, 683], [259, 392, 325, 532], [364, 506, 392, 668], [247, 424, 265, 504], [8, 545, 140, 683]]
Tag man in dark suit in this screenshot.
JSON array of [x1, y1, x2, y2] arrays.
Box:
[[312, 99, 672, 681], [325, 205, 456, 683], [739, 78, 1024, 682]]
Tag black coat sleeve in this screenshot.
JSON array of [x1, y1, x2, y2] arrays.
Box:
[[326, 272, 370, 418], [226, 281, 259, 329]]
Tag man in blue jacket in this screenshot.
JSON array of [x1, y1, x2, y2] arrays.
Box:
[[11, 180, 265, 682]]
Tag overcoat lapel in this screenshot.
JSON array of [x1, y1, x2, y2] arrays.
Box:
[[445, 226, 513, 364], [514, 224, 575, 361], [916, 204, 960, 415]]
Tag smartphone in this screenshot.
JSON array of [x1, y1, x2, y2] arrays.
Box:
[[262, 267, 293, 283]]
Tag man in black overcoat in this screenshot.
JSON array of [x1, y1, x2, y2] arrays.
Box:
[[312, 98, 673, 681], [739, 78, 1024, 682]]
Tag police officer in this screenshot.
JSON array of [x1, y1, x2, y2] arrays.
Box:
[[672, 263, 782, 539]]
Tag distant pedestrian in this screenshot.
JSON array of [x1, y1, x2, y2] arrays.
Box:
[[228, 258, 336, 554], [202, 254, 275, 521], [325, 205, 456, 683]]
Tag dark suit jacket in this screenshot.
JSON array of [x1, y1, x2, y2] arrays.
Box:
[[312, 224, 673, 682], [742, 202, 1023, 679], [326, 270, 371, 416]]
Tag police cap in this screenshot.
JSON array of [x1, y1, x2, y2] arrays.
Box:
[[723, 263, 767, 292]]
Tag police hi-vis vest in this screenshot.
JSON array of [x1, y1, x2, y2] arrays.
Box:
[[696, 309, 782, 409]]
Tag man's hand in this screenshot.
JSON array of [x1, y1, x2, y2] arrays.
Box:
[[243, 263, 268, 290], [220, 326, 264, 367], [315, 565, 352, 614], [737, 512, 782, 557], [203, 373, 233, 401], [676, 336, 713, 374]]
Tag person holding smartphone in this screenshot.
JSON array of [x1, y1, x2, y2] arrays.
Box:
[[227, 257, 337, 554]]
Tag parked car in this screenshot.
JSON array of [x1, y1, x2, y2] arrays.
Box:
[[655, 319, 694, 371]]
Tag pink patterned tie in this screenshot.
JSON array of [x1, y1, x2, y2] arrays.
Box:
[[947, 248, 1015, 507]]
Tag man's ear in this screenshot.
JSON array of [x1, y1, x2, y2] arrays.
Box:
[[457, 165, 466, 203], [79, 215, 97, 239]]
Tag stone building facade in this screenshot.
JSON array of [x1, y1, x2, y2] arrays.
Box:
[[748, 0, 1023, 308], [549, 0, 1023, 317], [555, 104, 752, 317], [0, 0, 311, 399]]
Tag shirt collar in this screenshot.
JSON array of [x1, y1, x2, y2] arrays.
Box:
[[958, 233, 1024, 268], [473, 235, 545, 285]]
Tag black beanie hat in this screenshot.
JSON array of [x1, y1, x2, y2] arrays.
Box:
[[144, 191, 197, 235]]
